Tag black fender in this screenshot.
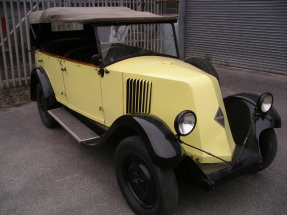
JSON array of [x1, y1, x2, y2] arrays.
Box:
[[98, 114, 185, 168], [30, 67, 57, 108], [224, 93, 281, 153]]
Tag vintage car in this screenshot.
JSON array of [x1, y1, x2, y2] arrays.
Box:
[[29, 7, 281, 215]]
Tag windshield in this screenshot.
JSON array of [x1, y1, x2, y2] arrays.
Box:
[[97, 23, 178, 65]]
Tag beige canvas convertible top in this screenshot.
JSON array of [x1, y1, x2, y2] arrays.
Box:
[[29, 7, 177, 24]]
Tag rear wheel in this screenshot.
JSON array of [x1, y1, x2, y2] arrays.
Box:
[[36, 83, 57, 128], [256, 128, 277, 172], [184, 57, 220, 84], [115, 136, 178, 215]]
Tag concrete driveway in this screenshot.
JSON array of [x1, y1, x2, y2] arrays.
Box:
[[0, 66, 286, 215]]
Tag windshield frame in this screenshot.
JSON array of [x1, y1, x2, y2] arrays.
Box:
[[94, 22, 179, 67]]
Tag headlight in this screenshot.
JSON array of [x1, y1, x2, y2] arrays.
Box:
[[257, 93, 273, 113], [174, 110, 197, 136]]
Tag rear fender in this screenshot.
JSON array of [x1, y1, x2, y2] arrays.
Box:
[[224, 93, 281, 153], [30, 67, 57, 108]]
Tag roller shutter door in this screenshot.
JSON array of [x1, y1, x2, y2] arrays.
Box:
[[184, 0, 287, 75]]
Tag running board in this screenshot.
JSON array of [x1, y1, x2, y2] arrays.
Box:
[[48, 107, 101, 146]]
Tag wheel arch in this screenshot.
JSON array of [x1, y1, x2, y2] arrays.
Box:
[[30, 67, 57, 108], [100, 114, 185, 168], [224, 93, 281, 153]]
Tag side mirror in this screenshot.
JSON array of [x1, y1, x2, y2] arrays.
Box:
[[92, 54, 102, 66]]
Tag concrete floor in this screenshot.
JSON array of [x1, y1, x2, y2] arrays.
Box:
[[0, 66, 286, 215]]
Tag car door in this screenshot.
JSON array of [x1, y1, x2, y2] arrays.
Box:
[[62, 59, 104, 124], [36, 51, 68, 106]]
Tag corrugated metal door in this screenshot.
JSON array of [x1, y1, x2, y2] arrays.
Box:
[[184, 0, 287, 75]]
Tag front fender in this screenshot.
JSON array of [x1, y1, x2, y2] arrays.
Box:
[[98, 114, 185, 168], [224, 93, 281, 153]]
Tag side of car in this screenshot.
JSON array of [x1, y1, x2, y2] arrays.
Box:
[[29, 7, 281, 215]]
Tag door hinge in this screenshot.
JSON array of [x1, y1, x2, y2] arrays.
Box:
[[98, 68, 105, 77], [98, 68, 110, 77]]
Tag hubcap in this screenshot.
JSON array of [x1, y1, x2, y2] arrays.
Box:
[[125, 155, 157, 208]]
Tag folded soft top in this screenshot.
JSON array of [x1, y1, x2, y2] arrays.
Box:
[[29, 7, 177, 24]]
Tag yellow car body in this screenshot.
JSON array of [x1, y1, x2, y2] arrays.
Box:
[[36, 51, 235, 164], [30, 7, 281, 215]]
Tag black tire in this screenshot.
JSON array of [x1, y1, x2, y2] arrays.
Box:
[[256, 128, 277, 172], [184, 57, 220, 84], [36, 83, 57, 128], [115, 136, 178, 215]]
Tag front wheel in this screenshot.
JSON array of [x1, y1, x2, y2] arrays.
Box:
[[115, 136, 178, 215]]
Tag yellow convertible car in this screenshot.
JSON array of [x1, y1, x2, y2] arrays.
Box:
[[29, 7, 281, 215]]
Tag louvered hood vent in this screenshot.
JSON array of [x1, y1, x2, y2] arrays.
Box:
[[126, 78, 152, 114]]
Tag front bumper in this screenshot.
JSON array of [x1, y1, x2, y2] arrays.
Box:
[[176, 145, 262, 189]]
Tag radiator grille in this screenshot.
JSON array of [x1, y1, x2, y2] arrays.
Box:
[[126, 78, 152, 114]]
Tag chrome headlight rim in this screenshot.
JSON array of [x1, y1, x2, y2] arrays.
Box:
[[257, 92, 273, 113], [174, 110, 197, 137]]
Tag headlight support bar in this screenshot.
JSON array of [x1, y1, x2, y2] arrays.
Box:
[[179, 140, 234, 166]]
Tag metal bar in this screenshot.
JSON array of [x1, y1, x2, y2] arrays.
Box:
[[3, 0, 16, 87], [131, 79, 134, 113], [157, 24, 161, 53], [41, 0, 45, 9], [17, 0, 28, 84], [36, 0, 39, 10], [23, 0, 33, 75], [146, 81, 151, 113], [171, 23, 180, 58], [29, 0, 33, 11], [126, 79, 130, 113], [10, 0, 22, 86], [144, 25, 146, 49], [135, 79, 139, 112], [178, 0, 185, 59], [0, 12, 10, 88], [181, 141, 233, 165]]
